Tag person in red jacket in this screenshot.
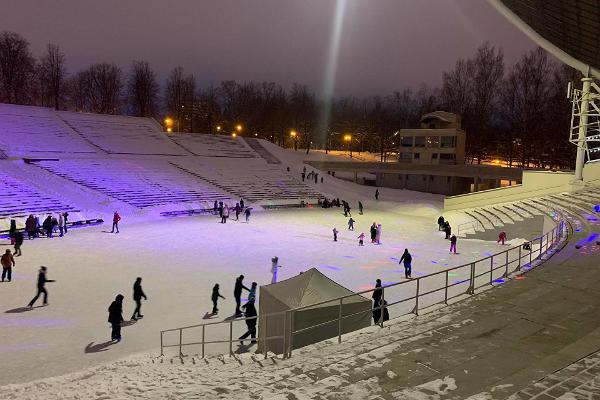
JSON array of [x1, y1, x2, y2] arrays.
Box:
[[110, 211, 121, 234], [498, 231, 507, 245]]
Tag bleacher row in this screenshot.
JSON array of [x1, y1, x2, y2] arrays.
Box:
[[169, 133, 258, 158]]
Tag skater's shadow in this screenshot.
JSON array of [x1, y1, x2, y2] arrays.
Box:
[[203, 312, 216, 320], [5, 306, 43, 313], [101, 230, 117, 234], [224, 314, 241, 321], [235, 342, 256, 354], [84, 341, 113, 353], [121, 320, 137, 327]]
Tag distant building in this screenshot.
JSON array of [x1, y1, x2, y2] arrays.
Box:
[[397, 111, 466, 165]]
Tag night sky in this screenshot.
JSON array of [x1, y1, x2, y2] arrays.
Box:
[[0, 0, 536, 96]]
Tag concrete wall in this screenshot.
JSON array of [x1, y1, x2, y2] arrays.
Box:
[[378, 173, 471, 195], [444, 170, 576, 211]]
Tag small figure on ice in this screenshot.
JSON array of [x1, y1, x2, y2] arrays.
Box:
[[370, 223, 377, 243], [498, 231, 507, 245], [375, 189, 379, 200], [450, 234, 458, 254], [131, 277, 147, 321], [444, 222, 451, 240], [111, 211, 121, 233], [244, 207, 252, 222], [271, 257, 282, 284], [358, 233, 365, 246], [333, 227, 339, 242], [1, 249, 15, 282], [234, 275, 250, 316], [437, 216, 445, 231], [211, 284, 225, 314], [108, 294, 124, 343], [348, 217, 355, 231], [358, 201, 363, 215], [28, 266, 55, 307], [399, 249, 412, 279], [375, 224, 382, 245]]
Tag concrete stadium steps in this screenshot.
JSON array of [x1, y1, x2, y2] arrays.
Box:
[[56, 112, 186, 156], [0, 104, 97, 157], [172, 160, 323, 203], [30, 159, 231, 209], [169, 132, 259, 159], [242, 137, 282, 164]]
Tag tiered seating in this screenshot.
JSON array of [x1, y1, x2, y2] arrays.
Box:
[[57, 112, 186, 155], [32, 159, 229, 208], [173, 160, 322, 203], [242, 137, 281, 164], [0, 104, 95, 156], [170, 133, 258, 158], [0, 170, 76, 219]]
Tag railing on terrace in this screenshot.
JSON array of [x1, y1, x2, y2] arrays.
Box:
[[160, 218, 569, 360]]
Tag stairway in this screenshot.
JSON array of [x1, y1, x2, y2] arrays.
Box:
[[243, 138, 282, 164]]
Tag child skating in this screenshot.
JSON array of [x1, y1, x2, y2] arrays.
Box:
[[271, 257, 282, 284], [450, 234, 457, 254], [333, 228, 339, 242], [348, 217, 355, 230], [211, 284, 225, 314], [358, 233, 365, 246]]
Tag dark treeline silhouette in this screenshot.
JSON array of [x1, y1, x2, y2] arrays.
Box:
[[0, 31, 576, 168]]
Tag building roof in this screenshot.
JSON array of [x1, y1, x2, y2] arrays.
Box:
[[491, 0, 600, 77]]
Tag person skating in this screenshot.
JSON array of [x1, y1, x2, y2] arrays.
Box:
[[62, 211, 69, 234], [51, 215, 59, 236], [348, 217, 355, 231], [375, 189, 379, 200], [211, 284, 225, 314], [444, 222, 451, 240], [58, 213, 64, 237], [370, 223, 377, 243], [358, 233, 365, 246], [131, 277, 147, 320], [437, 216, 445, 231], [346, 204, 352, 217], [13, 231, 23, 256], [450, 234, 457, 254], [1, 249, 15, 282], [333, 227, 339, 242], [372, 279, 383, 324], [498, 231, 507, 245], [221, 205, 230, 223], [240, 198, 245, 209], [213, 200, 218, 215], [399, 249, 412, 279], [42, 215, 53, 238], [301, 172, 306, 182], [218, 201, 224, 218], [234, 275, 250, 316], [375, 224, 382, 245], [244, 207, 251, 222], [358, 201, 363, 215], [271, 257, 282, 284], [111, 211, 121, 233], [238, 300, 257, 345], [25, 215, 36, 240], [235, 203, 241, 221], [108, 294, 124, 343], [242, 282, 257, 308], [27, 266, 55, 306]]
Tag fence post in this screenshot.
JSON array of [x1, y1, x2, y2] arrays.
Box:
[[201, 325, 205, 359], [504, 250, 509, 278], [489, 256, 494, 284], [529, 242, 533, 264], [444, 270, 449, 304], [338, 298, 343, 343], [540, 236, 543, 257], [288, 310, 294, 358], [551, 228, 555, 246], [380, 286, 385, 328], [517, 246, 522, 271], [263, 313, 268, 360], [413, 279, 420, 315], [282, 311, 287, 359], [467, 262, 475, 294], [179, 329, 183, 358], [229, 321, 233, 357], [160, 331, 164, 357]]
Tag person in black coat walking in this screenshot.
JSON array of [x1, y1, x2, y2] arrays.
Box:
[[28, 266, 55, 307], [131, 277, 147, 320], [370, 223, 377, 243], [375, 189, 379, 200], [444, 222, 452, 240], [239, 300, 257, 345], [211, 284, 225, 314], [108, 294, 124, 342], [372, 279, 383, 324], [13, 231, 24, 256], [399, 249, 412, 279], [234, 275, 250, 316]]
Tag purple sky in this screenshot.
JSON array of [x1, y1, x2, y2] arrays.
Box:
[[0, 0, 537, 96]]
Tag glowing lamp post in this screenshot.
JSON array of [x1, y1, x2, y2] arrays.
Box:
[[216, 125, 222, 134], [290, 130, 298, 151], [236, 124, 243, 133], [164, 117, 174, 133], [344, 134, 352, 158]]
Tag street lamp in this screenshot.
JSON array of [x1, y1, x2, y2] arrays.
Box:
[[216, 125, 221, 133], [232, 133, 237, 138], [344, 134, 352, 158], [236, 124, 243, 132], [164, 117, 174, 133], [290, 130, 298, 151]]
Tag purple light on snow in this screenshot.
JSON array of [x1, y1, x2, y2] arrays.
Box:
[[320, 265, 342, 271], [0, 317, 74, 328]]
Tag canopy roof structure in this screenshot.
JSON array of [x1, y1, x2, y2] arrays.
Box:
[[490, 0, 600, 78]]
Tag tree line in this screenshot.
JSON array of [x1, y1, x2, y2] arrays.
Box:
[[0, 31, 579, 168]]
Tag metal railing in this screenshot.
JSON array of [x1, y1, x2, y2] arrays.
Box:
[[160, 217, 569, 359]]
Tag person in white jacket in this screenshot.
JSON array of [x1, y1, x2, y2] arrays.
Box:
[[271, 257, 282, 284], [58, 213, 64, 237]]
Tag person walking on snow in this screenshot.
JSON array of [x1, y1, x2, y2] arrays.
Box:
[[62, 212, 69, 234], [450, 234, 458, 254], [370, 223, 377, 243], [239, 300, 257, 345], [235, 203, 241, 221], [437, 216, 445, 231], [271, 257, 282, 284], [234, 275, 250, 316], [358, 201, 364, 215], [333, 227, 339, 242], [108, 294, 124, 342], [26, 215, 36, 240], [243, 282, 257, 306], [213, 200, 218, 215], [244, 207, 251, 222], [240, 199, 245, 210], [498, 231, 507, 245], [111, 211, 121, 233], [372, 279, 383, 324], [348, 217, 355, 231], [375, 189, 379, 200], [1, 249, 15, 282], [399, 249, 412, 279], [58, 213, 64, 237], [358, 233, 365, 246], [444, 222, 451, 240], [28, 266, 55, 307], [211, 284, 225, 314], [375, 224, 382, 244], [131, 277, 147, 320]]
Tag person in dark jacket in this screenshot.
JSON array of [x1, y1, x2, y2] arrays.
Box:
[[450, 234, 458, 254], [240, 199, 245, 210], [211, 284, 226, 314], [25, 215, 36, 239], [238, 300, 257, 345], [63, 212, 69, 234], [108, 294, 124, 342], [399, 249, 412, 279], [13, 231, 24, 256], [213, 200, 218, 215], [444, 222, 451, 240], [371, 279, 383, 324], [375, 189, 379, 200], [244, 207, 251, 222], [234, 275, 250, 316], [27, 266, 55, 307], [370, 223, 377, 243], [358, 201, 364, 215], [110, 211, 121, 233], [131, 277, 147, 320], [1, 249, 15, 282], [437, 216, 445, 231], [9, 219, 16, 245], [42, 216, 53, 238], [235, 203, 241, 221]]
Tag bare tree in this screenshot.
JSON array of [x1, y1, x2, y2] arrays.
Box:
[[165, 67, 195, 131], [0, 31, 35, 104], [39, 43, 67, 110], [127, 61, 158, 117], [68, 63, 123, 113], [289, 83, 316, 153]]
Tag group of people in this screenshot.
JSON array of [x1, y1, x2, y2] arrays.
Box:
[[107, 277, 148, 343], [213, 199, 251, 223], [438, 216, 458, 254]]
